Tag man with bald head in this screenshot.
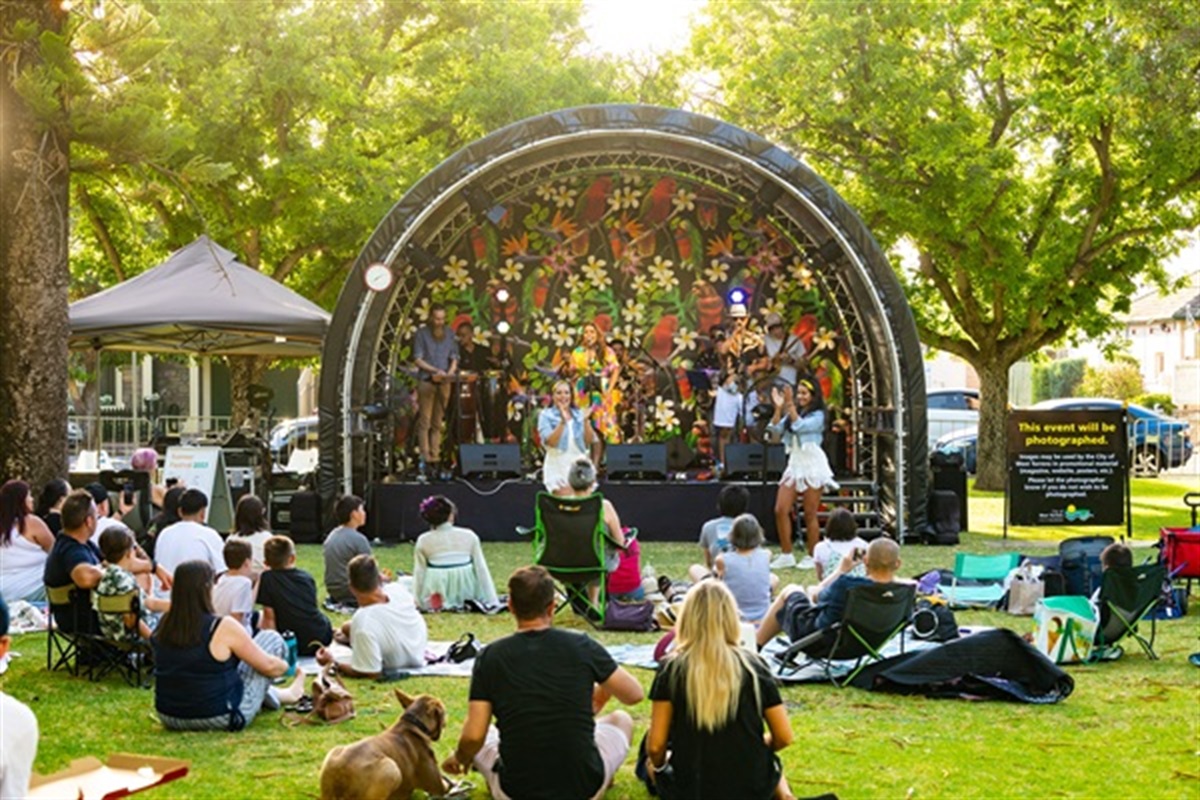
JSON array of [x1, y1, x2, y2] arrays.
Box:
[[756, 537, 903, 649]]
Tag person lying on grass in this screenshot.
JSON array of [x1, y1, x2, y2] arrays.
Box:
[[315, 554, 427, 679]]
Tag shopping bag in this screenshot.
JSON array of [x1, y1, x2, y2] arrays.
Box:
[[1008, 563, 1045, 616], [1033, 596, 1097, 664]]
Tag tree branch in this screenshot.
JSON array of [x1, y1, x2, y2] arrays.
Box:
[[272, 243, 324, 283], [75, 184, 124, 281], [1073, 121, 1116, 265]]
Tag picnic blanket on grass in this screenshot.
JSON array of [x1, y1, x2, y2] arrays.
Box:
[[298, 640, 482, 678]]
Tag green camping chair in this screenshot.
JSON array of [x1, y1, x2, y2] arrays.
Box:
[[516, 492, 632, 626], [1092, 563, 1167, 661], [943, 552, 1021, 608]]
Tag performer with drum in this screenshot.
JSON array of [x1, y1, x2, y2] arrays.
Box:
[[538, 380, 596, 495], [413, 305, 459, 475]]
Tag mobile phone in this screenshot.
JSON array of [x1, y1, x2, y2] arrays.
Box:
[[122, 482, 135, 505]]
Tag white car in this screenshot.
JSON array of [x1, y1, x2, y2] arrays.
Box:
[[926, 388, 980, 449]]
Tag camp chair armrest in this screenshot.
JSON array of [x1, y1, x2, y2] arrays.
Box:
[[606, 527, 638, 551], [515, 525, 535, 537]]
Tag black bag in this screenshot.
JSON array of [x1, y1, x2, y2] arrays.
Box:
[[603, 600, 658, 632], [911, 598, 959, 642], [445, 633, 479, 663]]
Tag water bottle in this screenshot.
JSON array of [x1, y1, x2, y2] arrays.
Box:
[[282, 630, 298, 677]]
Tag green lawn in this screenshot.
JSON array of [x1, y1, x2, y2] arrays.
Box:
[[4, 477, 1198, 799]]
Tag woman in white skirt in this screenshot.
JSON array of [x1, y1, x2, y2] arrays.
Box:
[[538, 380, 596, 495], [767, 377, 834, 570], [411, 496, 498, 611]]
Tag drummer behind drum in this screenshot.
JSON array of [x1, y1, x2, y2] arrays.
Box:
[[413, 304, 459, 474]]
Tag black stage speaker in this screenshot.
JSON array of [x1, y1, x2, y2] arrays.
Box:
[[724, 444, 786, 479], [606, 443, 668, 480], [288, 490, 322, 543], [460, 443, 521, 478]]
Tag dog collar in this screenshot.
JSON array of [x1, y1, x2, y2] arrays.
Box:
[[402, 711, 435, 739]]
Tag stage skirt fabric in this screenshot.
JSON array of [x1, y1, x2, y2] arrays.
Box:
[[543, 438, 589, 493], [780, 442, 835, 491]]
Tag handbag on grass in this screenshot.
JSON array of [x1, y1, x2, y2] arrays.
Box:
[[1007, 563, 1045, 616], [311, 664, 356, 723], [603, 599, 658, 631]]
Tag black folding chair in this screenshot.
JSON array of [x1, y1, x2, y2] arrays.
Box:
[[776, 582, 916, 687], [45, 584, 87, 676], [517, 492, 632, 626], [92, 590, 153, 687], [1093, 563, 1167, 661]]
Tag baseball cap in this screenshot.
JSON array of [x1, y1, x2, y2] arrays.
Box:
[[84, 482, 110, 507], [728, 303, 748, 319]]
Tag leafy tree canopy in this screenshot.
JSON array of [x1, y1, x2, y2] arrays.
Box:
[[685, 0, 1200, 487]]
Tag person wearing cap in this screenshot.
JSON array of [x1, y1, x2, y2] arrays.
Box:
[[761, 312, 806, 388], [0, 596, 39, 798], [711, 303, 762, 474]]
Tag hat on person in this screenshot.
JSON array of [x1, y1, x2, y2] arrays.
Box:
[[764, 312, 784, 328], [84, 482, 110, 508], [131, 447, 158, 472], [728, 303, 748, 319]]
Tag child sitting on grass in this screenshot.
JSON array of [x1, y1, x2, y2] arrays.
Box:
[[812, 507, 869, 581], [213, 539, 257, 636], [94, 525, 170, 641], [257, 535, 332, 656], [714, 514, 777, 624]]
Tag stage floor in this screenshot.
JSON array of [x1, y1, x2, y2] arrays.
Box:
[[366, 478, 782, 543]]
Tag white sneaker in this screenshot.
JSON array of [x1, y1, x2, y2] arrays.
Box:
[[770, 552, 796, 570], [798, 555, 816, 570]]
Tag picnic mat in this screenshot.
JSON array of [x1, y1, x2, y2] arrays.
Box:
[[297, 640, 483, 678], [608, 629, 989, 683]]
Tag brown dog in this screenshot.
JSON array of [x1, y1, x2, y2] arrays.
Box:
[[319, 689, 451, 800]]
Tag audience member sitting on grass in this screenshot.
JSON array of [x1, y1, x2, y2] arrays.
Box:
[[43, 490, 105, 635], [412, 495, 498, 611], [639, 581, 795, 800], [152, 560, 304, 732], [1, 479, 54, 604], [323, 494, 372, 607], [607, 537, 656, 602], [687, 484, 749, 583], [812, 507, 869, 582], [35, 477, 71, 536], [258, 535, 333, 656], [154, 489, 225, 582], [756, 537, 902, 650], [316, 554, 427, 678], [145, 485, 185, 554], [442, 565, 645, 800], [213, 539, 257, 636], [84, 482, 136, 545], [0, 596, 38, 799], [95, 525, 170, 641], [229, 495, 273, 576], [714, 514, 777, 624]]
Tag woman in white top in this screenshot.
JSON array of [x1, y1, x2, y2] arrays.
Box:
[[411, 496, 498, 612], [538, 380, 596, 495], [0, 480, 54, 604], [228, 495, 272, 575]]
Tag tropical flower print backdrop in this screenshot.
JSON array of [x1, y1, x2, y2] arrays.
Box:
[[403, 170, 852, 448]]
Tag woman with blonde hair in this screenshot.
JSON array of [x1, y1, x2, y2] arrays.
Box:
[[641, 581, 795, 800], [537, 379, 595, 495]]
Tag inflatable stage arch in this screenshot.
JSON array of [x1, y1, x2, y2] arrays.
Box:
[[319, 105, 929, 536]]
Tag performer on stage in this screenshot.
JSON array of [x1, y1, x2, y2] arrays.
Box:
[[538, 380, 596, 495], [761, 312, 806, 387], [412, 305, 459, 474], [712, 305, 764, 473], [766, 377, 834, 570], [569, 321, 621, 461], [455, 321, 495, 374]]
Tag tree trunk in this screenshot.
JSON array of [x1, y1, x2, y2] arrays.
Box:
[[227, 354, 268, 430], [0, 1, 71, 488], [973, 357, 1012, 492]]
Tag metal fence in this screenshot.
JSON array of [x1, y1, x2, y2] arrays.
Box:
[[72, 415, 234, 457]]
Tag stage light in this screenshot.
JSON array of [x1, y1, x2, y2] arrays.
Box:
[[496, 320, 511, 335], [495, 287, 510, 303], [727, 287, 747, 305]]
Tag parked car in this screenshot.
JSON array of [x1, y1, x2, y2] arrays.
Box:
[[927, 388, 980, 448], [934, 426, 978, 474], [1030, 398, 1194, 476], [269, 415, 318, 470]]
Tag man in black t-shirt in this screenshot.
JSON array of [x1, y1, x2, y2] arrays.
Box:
[[257, 535, 333, 656], [43, 490, 105, 634], [442, 566, 644, 800]]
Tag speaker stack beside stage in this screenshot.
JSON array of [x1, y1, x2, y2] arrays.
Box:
[[459, 444, 522, 478], [605, 443, 668, 480], [722, 444, 786, 480]]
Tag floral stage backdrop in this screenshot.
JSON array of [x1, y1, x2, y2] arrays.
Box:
[[396, 169, 853, 457]]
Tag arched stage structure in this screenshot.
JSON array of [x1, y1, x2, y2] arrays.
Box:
[[319, 105, 929, 540]]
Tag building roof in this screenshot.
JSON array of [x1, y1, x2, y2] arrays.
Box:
[[1126, 274, 1200, 323]]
